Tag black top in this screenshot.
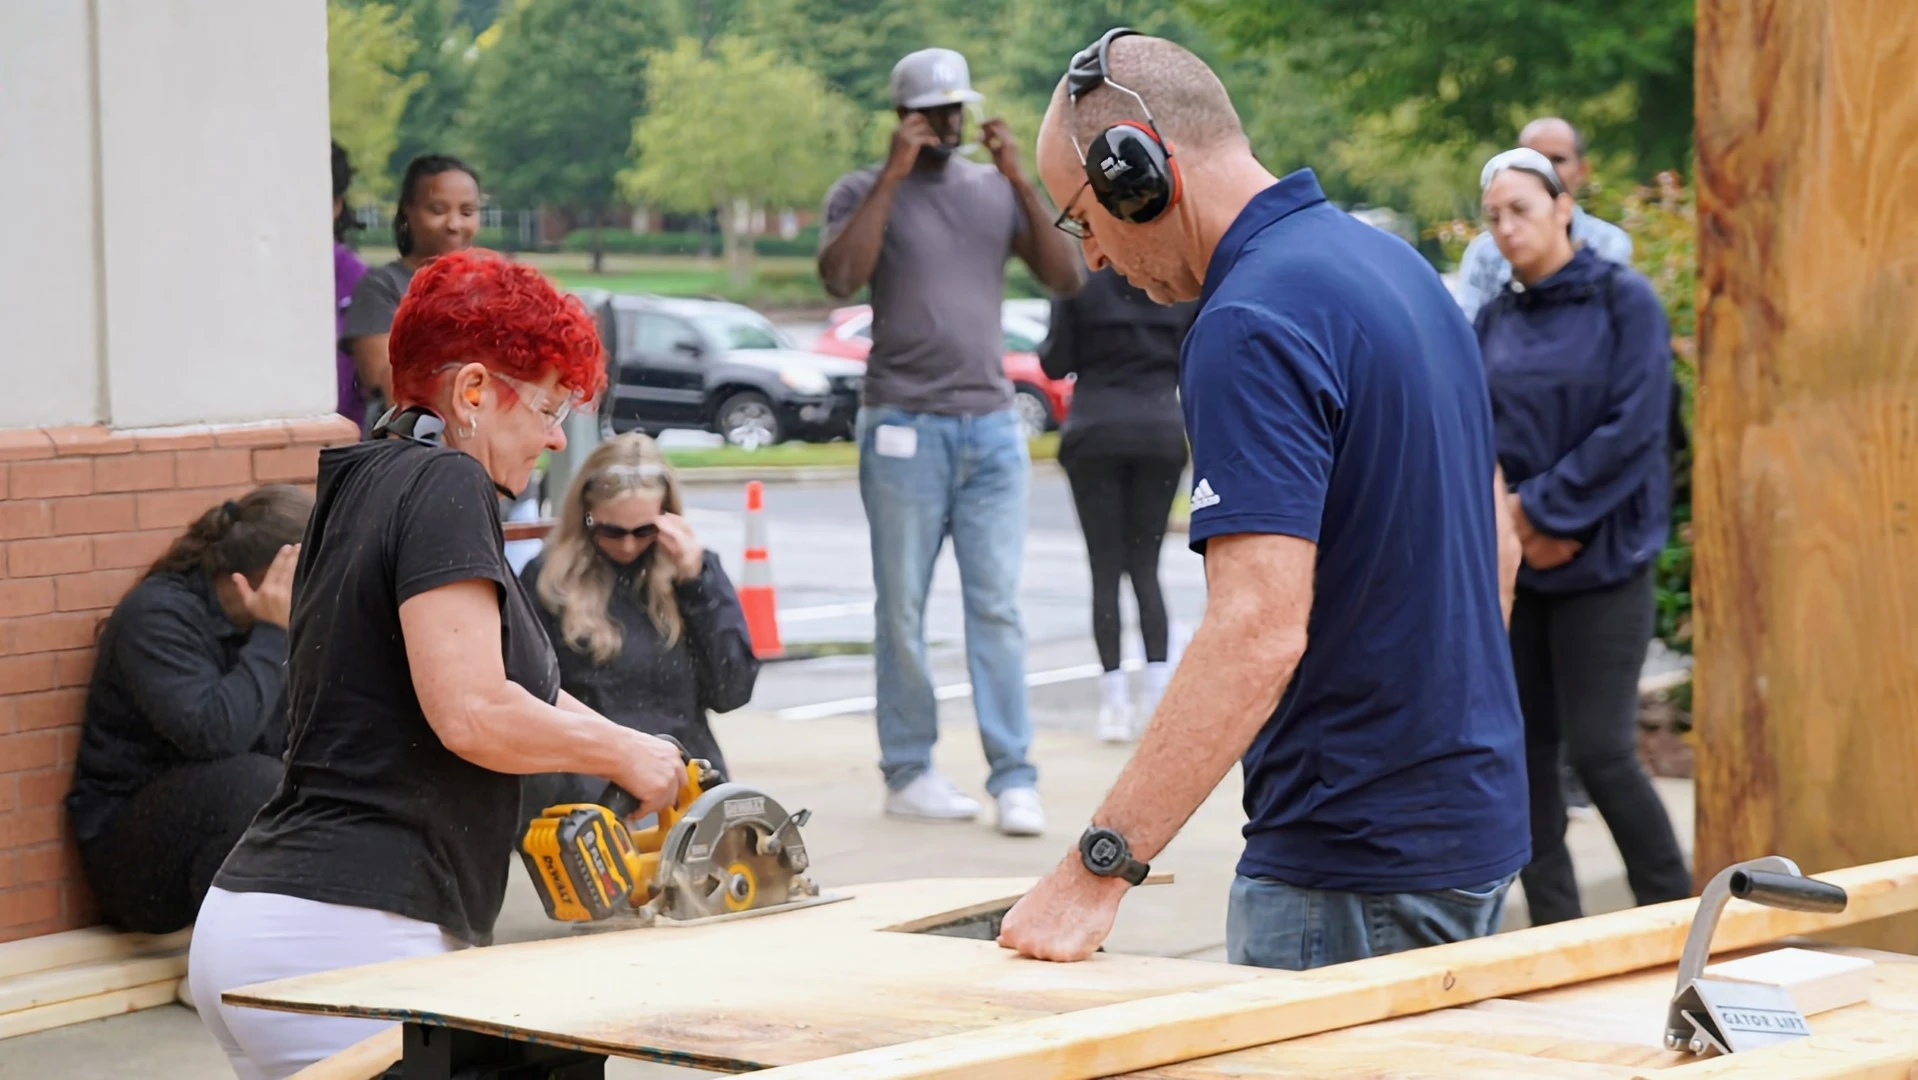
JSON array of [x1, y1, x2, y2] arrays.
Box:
[[214, 439, 560, 944], [66, 572, 289, 846], [520, 550, 757, 778], [1039, 266, 1196, 462]]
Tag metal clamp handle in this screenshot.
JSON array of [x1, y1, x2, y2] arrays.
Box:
[[1665, 855, 1850, 1052]]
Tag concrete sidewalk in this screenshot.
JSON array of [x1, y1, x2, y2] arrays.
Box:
[[0, 708, 1694, 1078]]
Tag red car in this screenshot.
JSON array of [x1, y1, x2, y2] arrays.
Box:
[[814, 305, 1072, 439]]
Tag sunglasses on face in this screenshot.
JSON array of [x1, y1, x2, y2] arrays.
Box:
[[587, 518, 659, 541]]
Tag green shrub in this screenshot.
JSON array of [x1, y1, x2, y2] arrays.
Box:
[[1617, 172, 1697, 659]]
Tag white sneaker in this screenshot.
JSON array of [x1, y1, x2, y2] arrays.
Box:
[[996, 787, 1045, 837], [885, 772, 980, 822], [1139, 661, 1173, 726], [1097, 669, 1134, 743]]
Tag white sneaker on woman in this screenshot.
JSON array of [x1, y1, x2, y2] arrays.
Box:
[[996, 787, 1046, 837], [884, 772, 980, 821], [1097, 669, 1134, 743], [1139, 661, 1173, 727]]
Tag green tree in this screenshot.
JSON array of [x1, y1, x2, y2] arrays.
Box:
[[464, 0, 667, 271], [327, 0, 424, 202], [455, 0, 501, 31], [384, 0, 478, 182], [1183, 0, 1695, 177], [622, 37, 858, 289]]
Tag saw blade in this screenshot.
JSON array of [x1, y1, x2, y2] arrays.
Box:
[[705, 821, 793, 914], [654, 782, 817, 921]]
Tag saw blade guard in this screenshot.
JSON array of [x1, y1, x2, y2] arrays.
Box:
[[654, 782, 817, 921]]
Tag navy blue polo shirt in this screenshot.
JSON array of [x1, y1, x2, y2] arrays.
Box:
[[1183, 169, 1529, 892]]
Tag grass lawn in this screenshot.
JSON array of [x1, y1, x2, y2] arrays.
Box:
[[665, 432, 1059, 471], [351, 246, 833, 309]]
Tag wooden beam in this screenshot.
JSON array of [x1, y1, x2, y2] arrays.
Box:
[[1692, 0, 1918, 949], [0, 979, 179, 1040], [0, 951, 186, 1015], [1640, 1031, 1918, 1080], [745, 857, 1918, 1080], [0, 927, 189, 982], [288, 1026, 403, 1080]]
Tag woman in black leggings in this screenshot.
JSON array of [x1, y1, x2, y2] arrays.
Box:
[[1041, 267, 1195, 743], [65, 485, 310, 934]]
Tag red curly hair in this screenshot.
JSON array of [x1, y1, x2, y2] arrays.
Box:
[[387, 249, 606, 409]]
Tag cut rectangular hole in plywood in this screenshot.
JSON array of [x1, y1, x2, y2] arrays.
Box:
[[885, 873, 1173, 943]]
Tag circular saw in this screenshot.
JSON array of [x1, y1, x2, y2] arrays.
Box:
[[519, 748, 839, 927]]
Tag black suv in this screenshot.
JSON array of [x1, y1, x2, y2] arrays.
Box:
[[576, 292, 864, 447]]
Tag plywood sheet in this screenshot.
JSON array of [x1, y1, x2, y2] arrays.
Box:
[[225, 878, 1263, 1072], [1692, 0, 1918, 952], [1138, 946, 1918, 1078]]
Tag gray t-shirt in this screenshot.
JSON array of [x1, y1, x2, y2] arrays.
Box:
[[820, 160, 1026, 415], [341, 260, 416, 345], [341, 260, 416, 431]]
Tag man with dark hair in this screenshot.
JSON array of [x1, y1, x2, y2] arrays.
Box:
[[816, 49, 1082, 836], [997, 31, 1527, 969], [1456, 117, 1632, 322]]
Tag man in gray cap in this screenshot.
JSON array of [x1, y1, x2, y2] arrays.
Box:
[[818, 48, 1082, 837]]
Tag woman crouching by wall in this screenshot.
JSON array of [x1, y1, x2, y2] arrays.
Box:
[[521, 434, 758, 810]]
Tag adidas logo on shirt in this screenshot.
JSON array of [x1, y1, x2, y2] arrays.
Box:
[[1190, 478, 1220, 511]]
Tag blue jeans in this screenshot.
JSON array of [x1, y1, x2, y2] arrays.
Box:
[[857, 406, 1035, 796], [1226, 872, 1515, 971]]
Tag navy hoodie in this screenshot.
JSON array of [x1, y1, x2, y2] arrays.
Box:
[[1475, 246, 1671, 594]]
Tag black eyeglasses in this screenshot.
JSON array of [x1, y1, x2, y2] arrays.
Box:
[[587, 519, 659, 541], [1053, 181, 1093, 239]]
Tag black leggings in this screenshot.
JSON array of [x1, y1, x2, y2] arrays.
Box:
[[1063, 453, 1186, 672], [78, 754, 283, 934], [1510, 566, 1691, 924]]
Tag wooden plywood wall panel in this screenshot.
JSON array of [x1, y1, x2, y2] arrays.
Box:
[[1693, 0, 1918, 948]]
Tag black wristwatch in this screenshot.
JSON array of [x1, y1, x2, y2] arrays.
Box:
[[1078, 826, 1150, 886]]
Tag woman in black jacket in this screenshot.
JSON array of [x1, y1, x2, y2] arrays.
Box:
[[1040, 267, 1196, 744], [66, 485, 310, 934], [521, 434, 759, 807], [1475, 147, 1690, 924]]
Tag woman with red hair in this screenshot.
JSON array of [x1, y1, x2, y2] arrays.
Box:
[[186, 251, 685, 1079]]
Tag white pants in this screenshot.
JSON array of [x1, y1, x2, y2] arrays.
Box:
[[188, 887, 464, 1080]]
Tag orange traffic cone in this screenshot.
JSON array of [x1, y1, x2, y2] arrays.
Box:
[[740, 481, 784, 659]]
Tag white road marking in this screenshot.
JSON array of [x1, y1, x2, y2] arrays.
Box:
[[776, 602, 872, 623], [774, 659, 1144, 721]]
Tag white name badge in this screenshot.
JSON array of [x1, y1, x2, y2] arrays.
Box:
[[874, 425, 918, 459]]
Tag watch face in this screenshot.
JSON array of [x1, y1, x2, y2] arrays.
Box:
[[1086, 832, 1122, 871]]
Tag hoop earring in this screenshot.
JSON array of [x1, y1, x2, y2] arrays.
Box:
[[460, 421, 477, 439]]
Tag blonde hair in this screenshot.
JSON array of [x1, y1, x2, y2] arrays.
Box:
[[536, 434, 685, 663]]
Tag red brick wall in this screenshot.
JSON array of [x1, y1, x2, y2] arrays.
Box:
[[0, 417, 357, 942]]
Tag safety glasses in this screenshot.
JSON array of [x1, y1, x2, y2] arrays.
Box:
[[490, 370, 582, 430]]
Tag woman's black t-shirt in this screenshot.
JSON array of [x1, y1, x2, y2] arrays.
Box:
[[213, 438, 560, 944]]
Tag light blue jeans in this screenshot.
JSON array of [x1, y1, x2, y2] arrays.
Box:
[[857, 406, 1036, 797], [1226, 872, 1516, 971]]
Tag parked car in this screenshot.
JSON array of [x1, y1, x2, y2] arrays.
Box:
[[813, 304, 1072, 439], [577, 294, 864, 448]]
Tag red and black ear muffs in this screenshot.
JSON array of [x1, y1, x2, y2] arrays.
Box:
[[1066, 27, 1183, 225]]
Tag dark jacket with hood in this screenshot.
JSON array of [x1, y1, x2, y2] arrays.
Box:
[[1475, 246, 1672, 595]]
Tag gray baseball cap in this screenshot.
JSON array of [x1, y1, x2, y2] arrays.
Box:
[[890, 48, 984, 110]]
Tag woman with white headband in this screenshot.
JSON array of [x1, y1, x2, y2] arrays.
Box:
[[520, 433, 758, 809], [1473, 146, 1690, 925]]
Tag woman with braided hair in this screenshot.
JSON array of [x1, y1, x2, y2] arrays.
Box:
[[66, 485, 311, 936]]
